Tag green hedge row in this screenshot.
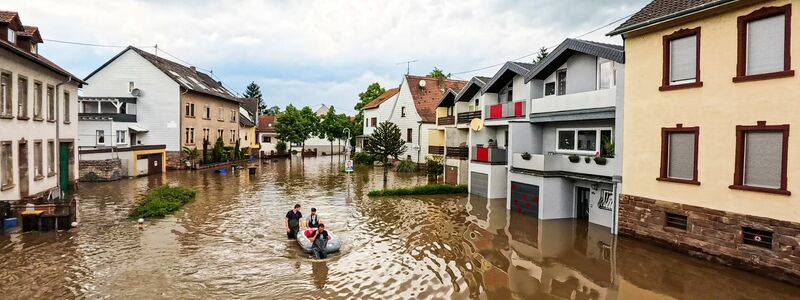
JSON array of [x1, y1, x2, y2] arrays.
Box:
[[129, 185, 196, 218], [368, 184, 468, 197]]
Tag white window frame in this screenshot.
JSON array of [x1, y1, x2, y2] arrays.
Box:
[[7, 29, 15, 44], [597, 60, 616, 89], [116, 130, 127, 145], [96, 130, 105, 146], [555, 127, 613, 155]]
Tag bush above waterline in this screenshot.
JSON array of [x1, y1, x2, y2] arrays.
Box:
[[368, 184, 468, 196], [129, 186, 196, 218]]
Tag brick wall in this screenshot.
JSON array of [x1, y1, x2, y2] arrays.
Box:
[[619, 194, 800, 285], [78, 158, 124, 182]]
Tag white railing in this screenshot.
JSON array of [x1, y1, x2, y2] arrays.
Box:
[[531, 88, 616, 115], [512, 152, 615, 177]]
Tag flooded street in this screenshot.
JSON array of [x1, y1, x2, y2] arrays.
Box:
[[1, 157, 799, 299]]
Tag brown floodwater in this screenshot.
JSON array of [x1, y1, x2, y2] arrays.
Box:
[[1, 157, 799, 299]]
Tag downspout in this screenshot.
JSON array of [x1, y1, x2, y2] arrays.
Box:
[[179, 86, 189, 168], [55, 76, 73, 199], [417, 121, 422, 168]]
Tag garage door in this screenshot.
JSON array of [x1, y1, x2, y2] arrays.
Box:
[[470, 172, 488, 197], [510, 182, 539, 217], [445, 166, 458, 185]]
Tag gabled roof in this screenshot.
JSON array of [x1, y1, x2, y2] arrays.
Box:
[[239, 109, 255, 128], [481, 61, 536, 94], [240, 98, 258, 118], [0, 11, 23, 30], [257, 115, 277, 133], [405, 75, 467, 123], [436, 88, 461, 108], [525, 39, 624, 82], [85, 46, 239, 103], [608, 0, 736, 36], [363, 87, 399, 110], [455, 76, 490, 103], [19, 26, 43, 43]]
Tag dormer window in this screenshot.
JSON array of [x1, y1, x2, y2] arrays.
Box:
[[30, 43, 37, 54], [7, 29, 15, 44]]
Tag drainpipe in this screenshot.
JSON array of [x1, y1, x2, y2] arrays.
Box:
[[417, 121, 423, 169], [55, 76, 73, 200]]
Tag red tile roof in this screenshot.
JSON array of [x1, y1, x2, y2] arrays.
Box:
[[405, 75, 467, 123], [19, 26, 43, 43], [363, 88, 399, 110], [0, 13, 83, 84], [257, 115, 277, 133]]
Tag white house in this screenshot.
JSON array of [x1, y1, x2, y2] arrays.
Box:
[[357, 87, 399, 152]]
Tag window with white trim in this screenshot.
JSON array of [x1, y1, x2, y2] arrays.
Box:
[[1, 141, 13, 189], [116, 130, 127, 145], [598, 60, 615, 89], [33, 141, 42, 179], [556, 128, 612, 154], [96, 130, 105, 145], [47, 140, 55, 176], [7, 29, 15, 44], [0, 72, 11, 117]]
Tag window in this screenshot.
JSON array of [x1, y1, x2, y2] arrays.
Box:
[[556, 70, 567, 95], [661, 27, 701, 90], [30, 43, 37, 54], [1, 141, 12, 189], [401, 107, 406, 117], [128, 82, 135, 92], [32, 82, 42, 119], [556, 128, 611, 153], [17, 76, 27, 118], [230, 130, 236, 143], [262, 135, 271, 143], [231, 109, 236, 122], [735, 5, 793, 82], [218, 129, 224, 140], [47, 86, 55, 121], [506, 82, 513, 102], [45, 85, 53, 121], [47, 140, 55, 176], [116, 130, 126, 145], [63, 91, 70, 123], [219, 108, 224, 121], [731, 122, 789, 194], [96, 130, 105, 145], [407, 128, 412, 143], [185, 128, 195, 144], [364, 120, 368, 128], [33, 141, 42, 179], [185, 103, 195, 117], [0, 72, 11, 117], [7, 29, 15, 44], [598, 61, 614, 89], [544, 82, 556, 96], [371, 117, 377, 127], [658, 125, 699, 184], [203, 128, 210, 141], [474, 98, 480, 108]]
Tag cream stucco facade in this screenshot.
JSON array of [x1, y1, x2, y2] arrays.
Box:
[[181, 91, 240, 149], [622, 0, 800, 222]]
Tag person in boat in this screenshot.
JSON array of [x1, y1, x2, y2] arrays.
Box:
[[310, 223, 330, 259], [285, 204, 302, 239], [307, 207, 321, 228]]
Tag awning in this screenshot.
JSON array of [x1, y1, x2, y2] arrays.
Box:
[[128, 124, 149, 133]]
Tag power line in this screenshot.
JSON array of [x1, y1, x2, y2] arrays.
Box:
[[43, 38, 153, 49]]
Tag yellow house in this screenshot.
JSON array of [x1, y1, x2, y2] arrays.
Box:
[[610, 0, 800, 284]]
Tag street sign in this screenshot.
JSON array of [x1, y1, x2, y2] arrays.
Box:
[[345, 160, 354, 173]]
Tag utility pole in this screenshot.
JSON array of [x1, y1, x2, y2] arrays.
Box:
[[396, 60, 418, 75]]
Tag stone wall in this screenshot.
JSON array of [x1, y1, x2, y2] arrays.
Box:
[[166, 151, 184, 170], [79, 159, 124, 182], [619, 194, 800, 285]]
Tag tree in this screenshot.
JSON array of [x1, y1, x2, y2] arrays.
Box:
[[428, 67, 450, 79], [211, 136, 227, 163], [234, 138, 241, 160], [182, 146, 200, 169], [354, 83, 386, 122], [264, 106, 281, 116], [319, 107, 346, 156], [202, 138, 210, 164], [275, 105, 320, 157], [366, 121, 408, 189], [534, 47, 549, 64], [243, 82, 266, 114]]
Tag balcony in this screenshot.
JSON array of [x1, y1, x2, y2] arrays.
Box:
[[446, 146, 468, 159], [531, 88, 616, 115], [457, 111, 481, 124], [429, 145, 445, 155], [472, 147, 507, 164], [511, 152, 615, 177], [485, 100, 526, 120], [437, 115, 455, 126], [79, 113, 137, 122]]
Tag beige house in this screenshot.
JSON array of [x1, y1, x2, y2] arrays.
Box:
[[0, 11, 83, 205]]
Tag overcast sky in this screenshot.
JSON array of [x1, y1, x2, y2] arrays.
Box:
[[6, 0, 649, 115]]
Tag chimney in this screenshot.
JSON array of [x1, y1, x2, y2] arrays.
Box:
[[190, 66, 197, 72]]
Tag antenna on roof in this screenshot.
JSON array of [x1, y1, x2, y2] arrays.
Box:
[[396, 59, 418, 75], [154, 44, 158, 57]]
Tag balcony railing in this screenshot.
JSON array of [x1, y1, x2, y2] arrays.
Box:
[[429, 145, 445, 155], [511, 153, 615, 177], [79, 113, 137, 122], [446, 147, 469, 159], [437, 115, 455, 126], [457, 111, 482, 124], [472, 147, 507, 164], [485, 100, 526, 120], [531, 88, 616, 115]]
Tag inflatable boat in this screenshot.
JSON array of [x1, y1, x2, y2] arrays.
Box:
[[297, 228, 342, 253]]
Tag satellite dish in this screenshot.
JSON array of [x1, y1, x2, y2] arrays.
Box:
[[418, 80, 427, 88], [130, 88, 143, 97], [470, 119, 484, 131]]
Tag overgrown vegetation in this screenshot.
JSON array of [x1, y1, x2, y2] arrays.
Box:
[[426, 156, 443, 179], [211, 136, 228, 163], [368, 184, 468, 196], [396, 158, 418, 173], [129, 186, 196, 219], [276, 141, 287, 154], [366, 121, 408, 189], [353, 152, 375, 165]]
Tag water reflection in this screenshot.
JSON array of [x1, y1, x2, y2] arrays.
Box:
[[1, 157, 799, 299]]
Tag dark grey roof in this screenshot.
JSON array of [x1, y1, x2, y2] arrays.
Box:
[[481, 61, 536, 94], [525, 39, 624, 82], [608, 0, 736, 36], [436, 89, 460, 108], [454, 76, 490, 103], [240, 98, 258, 117], [85, 46, 239, 103], [239, 112, 255, 127]]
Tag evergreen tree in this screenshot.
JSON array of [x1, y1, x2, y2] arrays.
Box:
[[534, 47, 549, 64], [243, 82, 266, 114], [366, 121, 408, 189]]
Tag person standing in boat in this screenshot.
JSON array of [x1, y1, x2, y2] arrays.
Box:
[[310, 223, 330, 259], [307, 207, 322, 228], [285, 204, 302, 239]]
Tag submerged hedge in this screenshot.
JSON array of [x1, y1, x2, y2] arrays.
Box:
[[368, 184, 468, 196], [129, 185, 196, 218]]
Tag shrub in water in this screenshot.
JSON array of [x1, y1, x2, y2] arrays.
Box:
[[368, 184, 468, 196], [353, 152, 375, 165], [129, 186, 196, 219], [395, 158, 417, 173]]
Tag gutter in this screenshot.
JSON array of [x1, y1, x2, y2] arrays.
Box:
[[607, 0, 737, 36], [54, 76, 73, 199]]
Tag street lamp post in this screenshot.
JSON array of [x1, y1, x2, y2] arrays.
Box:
[[343, 128, 352, 173]]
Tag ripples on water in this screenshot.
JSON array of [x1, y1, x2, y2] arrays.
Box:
[[1, 157, 800, 299]]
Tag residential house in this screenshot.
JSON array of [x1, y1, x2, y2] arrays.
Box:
[[508, 39, 625, 230], [356, 87, 399, 152], [257, 115, 279, 155], [469, 62, 534, 199], [385, 75, 467, 163], [239, 98, 258, 156], [80, 46, 241, 169], [609, 0, 800, 284], [0, 11, 83, 204], [297, 104, 346, 155]]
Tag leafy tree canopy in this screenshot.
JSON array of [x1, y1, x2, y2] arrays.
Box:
[[428, 67, 451, 79], [263, 106, 281, 116], [275, 105, 320, 148], [354, 83, 386, 113]]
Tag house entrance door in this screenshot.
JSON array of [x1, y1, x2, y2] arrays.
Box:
[[575, 186, 590, 220]]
